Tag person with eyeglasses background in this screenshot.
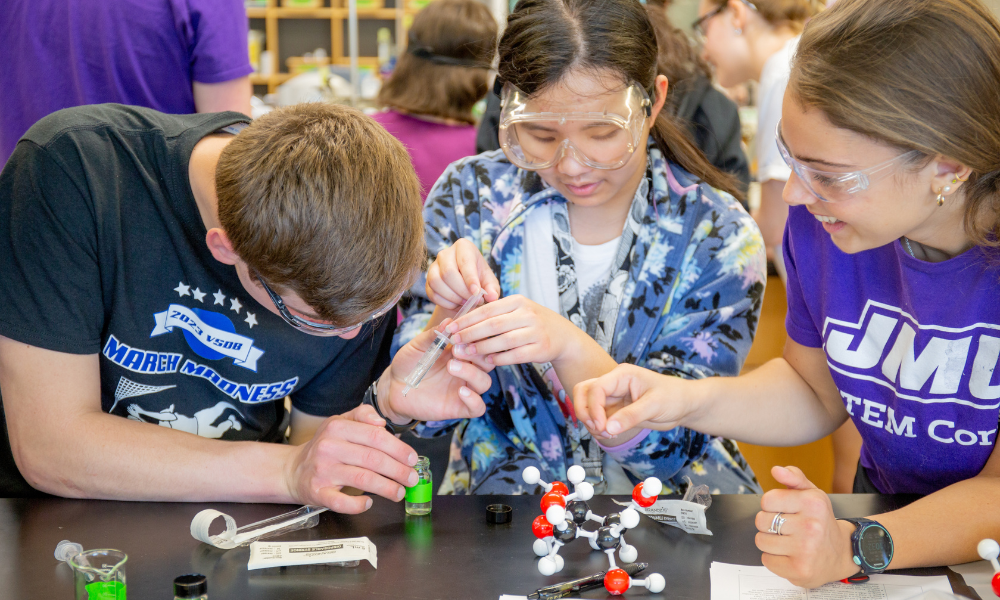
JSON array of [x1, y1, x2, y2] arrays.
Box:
[[693, 0, 823, 280], [0, 103, 496, 512], [575, 0, 1000, 587], [394, 0, 766, 496]]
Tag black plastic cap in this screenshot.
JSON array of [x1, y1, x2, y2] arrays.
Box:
[[486, 503, 512, 525], [174, 573, 207, 597]]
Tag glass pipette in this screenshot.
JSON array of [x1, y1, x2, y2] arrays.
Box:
[[401, 289, 486, 396]]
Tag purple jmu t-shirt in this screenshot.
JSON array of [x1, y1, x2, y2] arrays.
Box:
[[784, 204, 1000, 495], [0, 0, 252, 164], [371, 110, 477, 202]]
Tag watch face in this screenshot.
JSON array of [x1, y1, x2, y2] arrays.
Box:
[[859, 526, 892, 570]]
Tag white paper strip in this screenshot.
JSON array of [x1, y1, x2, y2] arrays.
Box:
[[248, 537, 377, 570], [613, 498, 713, 535]]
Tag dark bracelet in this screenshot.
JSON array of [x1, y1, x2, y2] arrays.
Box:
[[363, 381, 416, 435]]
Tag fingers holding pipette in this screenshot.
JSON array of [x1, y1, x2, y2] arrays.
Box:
[[383, 327, 493, 424], [426, 239, 501, 310]]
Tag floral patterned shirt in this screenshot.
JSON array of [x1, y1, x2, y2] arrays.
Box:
[[395, 147, 766, 495]]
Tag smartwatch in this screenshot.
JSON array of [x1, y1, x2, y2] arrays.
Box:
[[840, 518, 893, 575], [362, 381, 416, 435]]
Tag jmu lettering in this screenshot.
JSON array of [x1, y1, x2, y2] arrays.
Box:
[[824, 305, 1000, 404]]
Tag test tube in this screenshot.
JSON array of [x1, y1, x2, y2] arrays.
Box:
[[401, 289, 486, 395]]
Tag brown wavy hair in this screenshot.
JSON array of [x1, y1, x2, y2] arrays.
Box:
[[790, 0, 1000, 247], [378, 0, 497, 124], [498, 0, 742, 200], [216, 103, 425, 326]]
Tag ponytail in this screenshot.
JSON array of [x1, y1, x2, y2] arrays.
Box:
[[652, 112, 744, 201]]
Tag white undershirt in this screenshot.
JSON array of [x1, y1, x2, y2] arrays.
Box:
[[521, 203, 559, 311], [521, 203, 621, 322], [573, 236, 621, 331], [757, 35, 799, 184]]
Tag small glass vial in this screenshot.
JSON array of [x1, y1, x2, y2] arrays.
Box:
[[405, 456, 432, 515], [174, 573, 207, 600]]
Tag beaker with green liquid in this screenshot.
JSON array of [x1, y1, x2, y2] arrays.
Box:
[[68, 549, 127, 600]]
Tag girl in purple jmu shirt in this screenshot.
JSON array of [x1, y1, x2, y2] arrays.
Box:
[[573, 0, 1000, 589]]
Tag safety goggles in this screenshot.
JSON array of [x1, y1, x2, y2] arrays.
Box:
[[775, 120, 921, 203], [497, 81, 653, 171], [252, 268, 403, 336]]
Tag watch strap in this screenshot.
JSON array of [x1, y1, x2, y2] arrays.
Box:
[[363, 381, 416, 435]]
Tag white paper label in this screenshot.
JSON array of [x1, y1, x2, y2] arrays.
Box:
[[248, 537, 377, 570], [613, 498, 712, 535]]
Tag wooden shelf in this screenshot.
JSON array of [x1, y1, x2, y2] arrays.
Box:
[[247, 1, 419, 93], [250, 73, 296, 86], [273, 7, 334, 17]]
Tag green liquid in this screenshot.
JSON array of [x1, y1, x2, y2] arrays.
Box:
[[85, 580, 126, 600], [405, 479, 432, 515]]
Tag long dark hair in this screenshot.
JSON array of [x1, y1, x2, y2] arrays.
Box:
[[497, 0, 743, 200]]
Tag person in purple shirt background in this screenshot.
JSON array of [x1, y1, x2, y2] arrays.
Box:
[[372, 0, 497, 202], [0, 0, 253, 165], [572, 0, 1000, 589]]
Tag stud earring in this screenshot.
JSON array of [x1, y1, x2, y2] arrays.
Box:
[[734, 27, 742, 34]]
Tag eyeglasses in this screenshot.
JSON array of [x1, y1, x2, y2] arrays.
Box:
[[691, 5, 726, 41], [775, 120, 921, 203], [691, 0, 758, 42], [498, 81, 652, 171], [251, 268, 404, 336]]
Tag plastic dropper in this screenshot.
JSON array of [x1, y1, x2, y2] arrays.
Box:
[[401, 289, 486, 396], [55, 540, 84, 563]]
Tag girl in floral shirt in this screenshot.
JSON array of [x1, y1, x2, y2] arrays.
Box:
[[394, 0, 766, 495]]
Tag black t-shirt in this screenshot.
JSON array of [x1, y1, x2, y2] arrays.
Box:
[[0, 104, 395, 496]]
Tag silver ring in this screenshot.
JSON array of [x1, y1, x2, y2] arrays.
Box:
[[767, 512, 785, 535]]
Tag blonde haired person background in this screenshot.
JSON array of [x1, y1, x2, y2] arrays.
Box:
[[693, 0, 823, 278]]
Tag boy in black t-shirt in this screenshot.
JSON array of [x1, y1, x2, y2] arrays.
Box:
[[0, 103, 493, 511]]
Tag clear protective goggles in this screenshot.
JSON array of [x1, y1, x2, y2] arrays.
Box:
[[497, 81, 653, 171], [776, 120, 921, 203]]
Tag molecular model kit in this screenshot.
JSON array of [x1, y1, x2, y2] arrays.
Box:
[[523, 465, 666, 596], [978, 538, 1000, 597]]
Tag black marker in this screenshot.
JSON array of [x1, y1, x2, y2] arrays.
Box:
[[528, 562, 648, 600]]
